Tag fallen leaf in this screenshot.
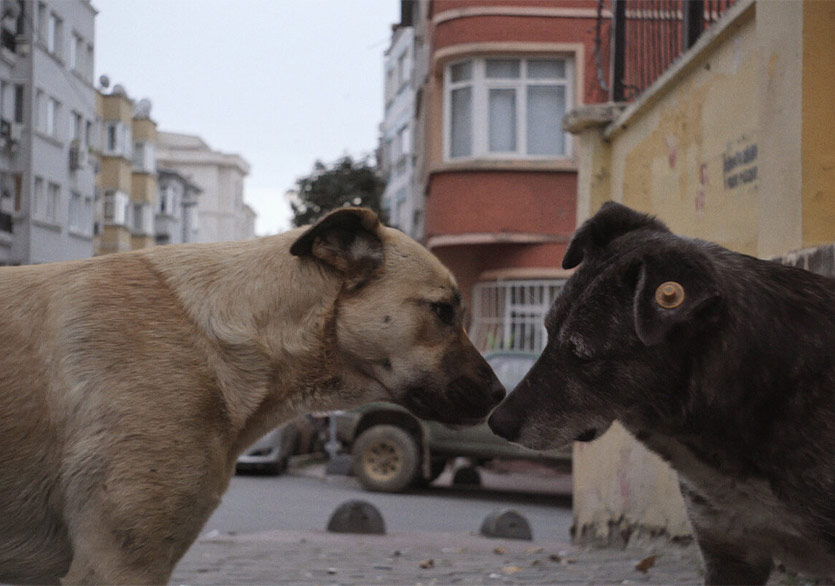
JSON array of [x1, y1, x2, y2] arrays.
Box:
[[635, 554, 659, 573], [526, 546, 544, 554], [502, 565, 523, 575], [419, 558, 435, 569], [493, 546, 506, 555], [548, 554, 563, 562]]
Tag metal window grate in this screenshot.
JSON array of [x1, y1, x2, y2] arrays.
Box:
[[470, 280, 565, 353]]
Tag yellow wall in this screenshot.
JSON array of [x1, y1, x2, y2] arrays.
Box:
[[131, 174, 157, 205], [132, 118, 157, 143], [99, 159, 132, 193], [609, 9, 759, 253], [801, 0, 835, 247]]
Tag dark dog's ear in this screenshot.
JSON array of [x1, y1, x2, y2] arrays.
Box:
[[290, 207, 384, 290], [633, 250, 720, 346], [562, 202, 670, 269]]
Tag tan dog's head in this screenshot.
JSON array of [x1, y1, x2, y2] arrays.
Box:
[[291, 207, 505, 425]]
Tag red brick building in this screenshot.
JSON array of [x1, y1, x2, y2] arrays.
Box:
[[410, 0, 609, 352]]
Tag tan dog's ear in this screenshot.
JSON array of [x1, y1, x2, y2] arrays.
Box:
[[290, 207, 384, 290]]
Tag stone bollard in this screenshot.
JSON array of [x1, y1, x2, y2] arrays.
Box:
[[326, 500, 386, 535], [479, 508, 533, 540], [452, 465, 481, 486]]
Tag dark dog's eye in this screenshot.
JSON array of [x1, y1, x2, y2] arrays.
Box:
[[431, 302, 455, 325]]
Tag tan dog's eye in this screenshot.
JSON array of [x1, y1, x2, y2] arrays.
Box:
[[431, 302, 455, 326]]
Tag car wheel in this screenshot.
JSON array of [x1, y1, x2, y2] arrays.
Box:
[[353, 425, 420, 492]]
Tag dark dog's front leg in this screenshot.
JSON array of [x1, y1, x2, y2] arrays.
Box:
[[680, 484, 773, 585], [696, 537, 773, 585]]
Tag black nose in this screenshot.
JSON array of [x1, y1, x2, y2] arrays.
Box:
[[488, 406, 521, 442], [490, 382, 506, 404]]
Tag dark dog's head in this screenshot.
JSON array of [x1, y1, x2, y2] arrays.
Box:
[[489, 202, 722, 449], [291, 208, 505, 425]]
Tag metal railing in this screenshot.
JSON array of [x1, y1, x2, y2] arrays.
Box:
[[605, 0, 737, 101], [470, 280, 565, 354]]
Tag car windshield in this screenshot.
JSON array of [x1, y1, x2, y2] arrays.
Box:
[[486, 355, 536, 391]]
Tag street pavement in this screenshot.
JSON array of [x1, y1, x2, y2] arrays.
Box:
[[171, 459, 802, 585]]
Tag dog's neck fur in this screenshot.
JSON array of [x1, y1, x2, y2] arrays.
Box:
[[143, 233, 361, 457]]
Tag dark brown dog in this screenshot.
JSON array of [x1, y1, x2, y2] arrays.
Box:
[[489, 202, 835, 584]]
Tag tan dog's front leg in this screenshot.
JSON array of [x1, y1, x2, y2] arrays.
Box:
[[61, 504, 178, 585]]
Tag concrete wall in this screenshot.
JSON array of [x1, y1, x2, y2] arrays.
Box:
[[566, 0, 835, 545]]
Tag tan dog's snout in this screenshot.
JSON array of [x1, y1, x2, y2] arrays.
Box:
[[402, 343, 505, 425]]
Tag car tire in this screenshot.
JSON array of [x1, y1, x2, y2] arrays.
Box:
[[353, 425, 420, 492]]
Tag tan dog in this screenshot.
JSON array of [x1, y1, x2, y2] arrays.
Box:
[[0, 208, 504, 585]]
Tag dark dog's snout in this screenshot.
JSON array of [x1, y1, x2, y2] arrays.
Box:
[[490, 381, 506, 404], [488, 406, 521, 442]]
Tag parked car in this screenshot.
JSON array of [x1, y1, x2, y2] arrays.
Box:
[[334, 351, 571, 492], [236, 419, 302, 475]]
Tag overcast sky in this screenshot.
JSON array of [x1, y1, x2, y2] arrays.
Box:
[[93, 0, 399, 235]]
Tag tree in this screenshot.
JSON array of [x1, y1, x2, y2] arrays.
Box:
[[288, 155, 387, 227]]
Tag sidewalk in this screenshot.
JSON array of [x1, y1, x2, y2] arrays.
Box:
[[172, 459, 707, 585], [172, 527, 705, 585]]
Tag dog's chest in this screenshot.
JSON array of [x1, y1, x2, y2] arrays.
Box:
[[649, 435, 835, 576]]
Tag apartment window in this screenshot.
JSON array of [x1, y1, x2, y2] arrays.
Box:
[[85, 45, 93, 81], [104, 121, 130, 157], [83, 194, 92, 234], [69, 111, 82, 142], [69, 33, 82, 71], [470, 280, 566, 353], [37, 2, 46, 44], [14, 84, 23, 124], [132, 141, 155, 173], [103, 190, 129, 226], [34, 90, 42, 132], [46, 97, 59, 138], [132, 202, 153, 235], [444, 57, 572, 160], [47, 13, 62, 57], [68, 191, 81, 230], [46, 183, 59, 223], [32, 176, 44, 219]]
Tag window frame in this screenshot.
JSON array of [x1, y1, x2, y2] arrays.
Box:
[[443, 56, 574, 162]]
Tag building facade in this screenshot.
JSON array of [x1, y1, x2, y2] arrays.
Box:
[[405, 0, 609, 353], [379, 21, 420, 238], [156, 131, 255, 243], [0, 0, 97, 265]]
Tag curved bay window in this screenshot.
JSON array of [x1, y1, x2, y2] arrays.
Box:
[[444, 57, 573, 161]]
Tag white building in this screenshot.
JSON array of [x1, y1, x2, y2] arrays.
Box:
[[155, 167, 201, 245], [156, 131, 255, 243], [0, 0, 98, 265], [379, 18, 421, 239]]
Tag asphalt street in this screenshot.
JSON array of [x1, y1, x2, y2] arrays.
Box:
[[200, 461, 574, 541]]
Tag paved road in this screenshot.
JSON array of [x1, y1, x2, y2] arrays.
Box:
[[201, 462, 574, 541], [172, 461, 710, 584]]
